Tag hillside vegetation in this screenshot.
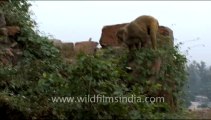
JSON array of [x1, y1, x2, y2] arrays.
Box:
[[0, 1, 189, 119]]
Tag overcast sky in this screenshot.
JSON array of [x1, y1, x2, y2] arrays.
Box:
[[30, 1, 211, 66]]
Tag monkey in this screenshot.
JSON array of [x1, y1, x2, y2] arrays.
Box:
[[116, 15, 159, 51], [116, 16, 161, 81]]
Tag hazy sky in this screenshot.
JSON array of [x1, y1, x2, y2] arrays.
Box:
[[30, 1, 211, 66]]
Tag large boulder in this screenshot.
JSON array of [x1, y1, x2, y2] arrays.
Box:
[[99, 23, 174, 48], [49, 39, 75, 63], [157, 26, 174, 49], [62, 42, 74, 58], [99, 23, 127, 48], [158, 26, 174, 41], [74, 41, 98, 55]]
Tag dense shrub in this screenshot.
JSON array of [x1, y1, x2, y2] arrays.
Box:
[[0, 0, 188, 119]]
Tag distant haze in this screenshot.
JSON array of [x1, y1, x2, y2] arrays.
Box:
[[30, 1, 211, 66]]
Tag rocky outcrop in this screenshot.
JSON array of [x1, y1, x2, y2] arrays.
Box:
[[49, 24, 174, 63], [99, 23, 127, 48], [0, 39, 22, 65], [98, 23, 177, 110], [50, 39, 98, 62], [62, 42, 74, 58], [0, 8, 22, 66], [99, 23, 174, 48], [50, 39, 74, 59], [158, 26, 174, 41], [74, 41, 98, 55]]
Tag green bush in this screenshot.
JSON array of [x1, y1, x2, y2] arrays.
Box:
[[0, 0, 188, 119]]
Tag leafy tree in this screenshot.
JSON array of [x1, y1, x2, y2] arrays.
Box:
[[185, 61, 211, 107]]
